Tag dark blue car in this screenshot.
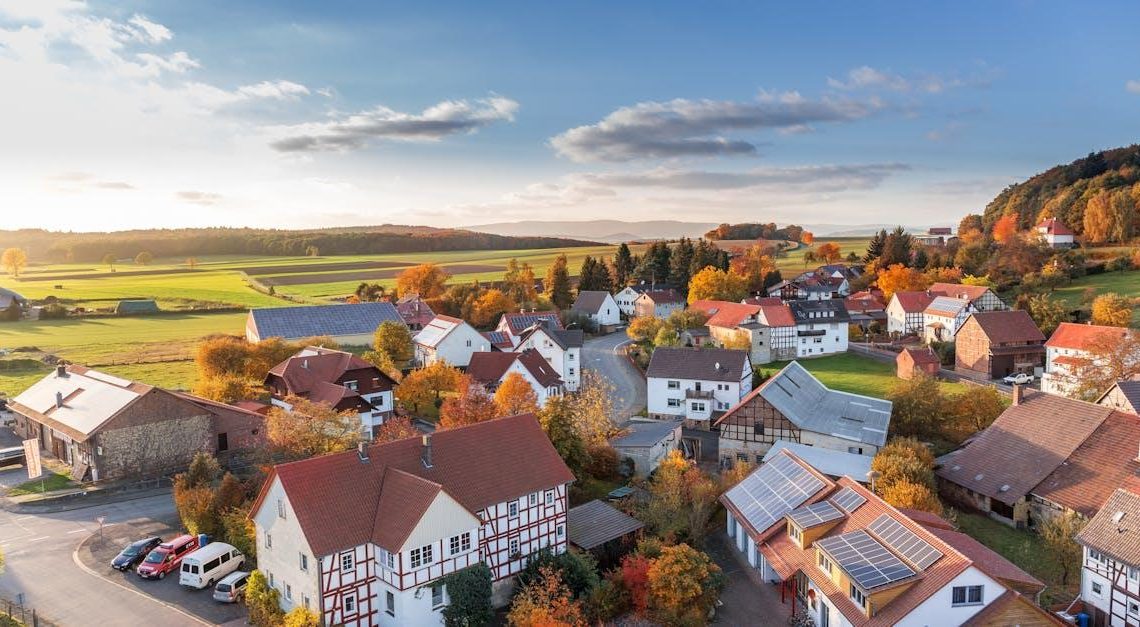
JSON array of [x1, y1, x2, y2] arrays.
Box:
[[111, 537, 162, 572]]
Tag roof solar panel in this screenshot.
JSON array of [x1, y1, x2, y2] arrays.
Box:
[[816, 531, 916, 590], [724, 452, 826, 535], [788, 500, 844, 529], [868, 514, 944, 570], [831, 486, 867, 513]]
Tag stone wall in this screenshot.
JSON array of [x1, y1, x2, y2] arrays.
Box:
[[95, 414, 212, 480]]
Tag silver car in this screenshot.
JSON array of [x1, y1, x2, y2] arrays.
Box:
[[212, 571, 249, 603]]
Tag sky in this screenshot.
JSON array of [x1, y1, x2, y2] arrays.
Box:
[[2, 0, 1140, 232]]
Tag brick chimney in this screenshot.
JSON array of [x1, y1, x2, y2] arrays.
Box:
[[421, 434, 433, 468], [1011, 384, 1023, 406], [357, 441, 369, 463], [55, 364, 67, 378]]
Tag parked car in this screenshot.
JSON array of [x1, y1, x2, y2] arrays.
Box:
[[110, 536, 162, 572], [179, 542, 244, 589], [137, 534, 199, 580], [213, 571, 250, 603], [1002, 372, 1035, 385]]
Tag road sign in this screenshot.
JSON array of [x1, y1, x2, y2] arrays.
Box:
[[22, 439, 41, 480]]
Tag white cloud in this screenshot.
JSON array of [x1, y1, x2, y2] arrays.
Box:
[[576, 163, 910, 191], [550, 91, 880, 162], [1127, 80, 1140, 94], [237, 80, 311, 100], [827, 64, 997, 94], [176, 190, 223, 205], [827, 66, 911, 91], [127, 15, 173, 44]]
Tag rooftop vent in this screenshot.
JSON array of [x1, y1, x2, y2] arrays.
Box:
[[714, 362, 721, 370], [951, 465, 961, 472], [1114, 511, 1126, 525], [357, 441, 369, 463], [421, 434, 433, 469], [55, 364, 68, 378], [55, 391, 64, 408], [974, 473, 984, 481], [999, 484, 1010, 493]]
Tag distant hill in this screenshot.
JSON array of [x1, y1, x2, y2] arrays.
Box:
[[0, 225, 600, 262], [468, 220, 718, 242], [983, 144, 1140, 239]]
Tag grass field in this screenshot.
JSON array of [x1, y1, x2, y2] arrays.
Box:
[[1050, 269, 1140, 324], [764, 352, 966, 399], [956, 512, 1076, 606]]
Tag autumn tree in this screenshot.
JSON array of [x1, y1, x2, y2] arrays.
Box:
[[101, 253, 117, 270], [397, 360, 462, 413], [246, 570, 284, 627], [653, 326, 680, 347], [1069, 328, 1140, 400], [494, 371, 539, 416], [539, 395, 592, 480], [686, 266, 748, 304], [887, 376, 946, 440], [135, 250, 153, 265], [267, 395, 362, 459], [470, 289, 516, 328], [880, 480, 943, 516], [1040, 511, 1087, 586], [439, 377, 499, 429], [1091, 293, 1134, 327], [729, 244, 776, 293], [638, 451, 719, 544], [1, 248, 27, 277], [627, 316, 664, 344], [1022, 293, 1067, 337], [992, 213, 1019, 244], [546, 254, 573, 309], [801, 231, 814, 245], [944, 387, 1008, 438], [173, 453, 246, 537], [876, 264, 930, 301], [646, 544, 723, 626], [508, 566, 585, 627], [503, 259, 538, 307], [396, 263, 451, 299], [374, 320, 415, 366], [283, 607, 321, 627], [619, 553, 652, 615], [361, 350, 403, 383], [191, 374, 261, 404], [815, 242, 842, 264]]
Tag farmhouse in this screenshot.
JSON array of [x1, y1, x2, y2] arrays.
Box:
[[1041, 322, 1134, 397], [1075, 487, 1140, 627], [249, 414, 574, 625], [10, 365, 223, 481], [632, 289, 684, 319], [954, 310, 1045, 380], [936, 386, 1140, 528], [1035, 217, 1076, 248], [614, 285, 649, 317], [570, 290, 620, 327], [609, 419, 683, 477], [645, 347, 752, 427], [246, 302, 405, 345], [466, 350, 564, 406], [886, 291, 936, 336], [1097, 378, 1140, 414], [413, 315, 489, 368], [495, 311, 563, 347], [927, 283, 1007, 313], [844, 292, 887, 332], [265, 346, 397, 438], [513, 321, 583, 391], [721, 449, 1054, 626], [922, 296, 974, 343], [715, 361, 891, 465], [689, 299, 796, 365], [897, 347, 941, 380]]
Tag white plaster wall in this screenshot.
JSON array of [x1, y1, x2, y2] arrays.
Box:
[[896, 565, 1004, 627], [251, 477, 321, 613]]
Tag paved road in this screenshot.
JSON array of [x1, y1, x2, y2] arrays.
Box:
[[582, 332, 646, 423]]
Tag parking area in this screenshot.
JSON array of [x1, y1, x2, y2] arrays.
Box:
[[77, 516, 248, 625]]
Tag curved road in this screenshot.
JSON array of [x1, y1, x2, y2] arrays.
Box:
[[583, 332, 646, 424]]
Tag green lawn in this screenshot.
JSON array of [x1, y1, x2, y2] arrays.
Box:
[[1050, 269, 1140, 324], [764, 352, 966, 399], [8, 470, 75, 496], [773, 237, 870, 276], [7, 269, 285, 310], [956, 512, 1078, 606]]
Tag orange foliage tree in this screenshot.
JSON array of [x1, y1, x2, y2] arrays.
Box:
[[686, 266, 748, 303], [728, 244, 776, 292], [646, 544, 723, 625], [875, 264, 930, 300], [439, 376, 499, 429], [372, 416, 420, 443], [506, 565, 585, 627], [470, 288, 517, 328], [395, 263, 451, 299], [493, 371, 539, 416], [800, 231, 814, 245], [815, 242, 842, 264], [397, 361, 462, 414], [992, 213, 1019, 244]]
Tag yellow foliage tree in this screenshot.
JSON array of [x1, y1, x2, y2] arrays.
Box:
[[627, 316, 664, 343], [396, 263, 451, 299], [494, 372, 539, 416], [646, 544, 723, 626], [729, 244, 776, 292], [397, 360, 462, 414], [191, 374, 260, 404], [374, 320, 415, 366], [875, 264, 930, 301], [282, 607, 321, 627], [880, 479, 944, 515], [1, 247, 28, 277], [470, 288, 517, 328], [507, 565, 585, 627], [1091, 293, 1134, 327], [266, 395, 362, 459], [439, 376, 499, 430], [686, 266, 748, 304]]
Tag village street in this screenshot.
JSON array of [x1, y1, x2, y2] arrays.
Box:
[[582, 332, 646, 423]]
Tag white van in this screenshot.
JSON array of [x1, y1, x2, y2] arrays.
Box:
[[179, 542, 244, 589]]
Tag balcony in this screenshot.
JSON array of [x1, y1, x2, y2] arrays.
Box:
[[685, 389, 714, 400]]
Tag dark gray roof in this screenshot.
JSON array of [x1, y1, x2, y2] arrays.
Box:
[[571, 290, 612, 313], [519, 324, 583, 350], [646, 347, 750, 383], [788, 299, 851, 324], [611, 420, 683, 448], [249, 302, 404, 340], [568, 500, 644, 550], [1098, 379, 1140, 413]]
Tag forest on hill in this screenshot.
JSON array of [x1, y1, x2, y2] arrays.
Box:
[[983, 144, 1140, 243], [0, 226, 599, 262], [703, 223, 807, 242]]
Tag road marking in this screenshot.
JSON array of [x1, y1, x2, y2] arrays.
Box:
[[67, 528, 88, 534], [26, 536, 50, 542]]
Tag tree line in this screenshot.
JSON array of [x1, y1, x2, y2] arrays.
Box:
[[703, 222, 807, 242]]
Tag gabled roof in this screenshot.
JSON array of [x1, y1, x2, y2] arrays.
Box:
[[716, 361, 891, 447], [267, 346, 389, 399], [249, 302, 404, 340], [788, 299, 851, 323], [481, 330, 513, 350], [899, 347, 940, 366], [645, 347, 750, 383], [467, 349, 563, 388], [1076, 487, 1140, 567], [919, 525, 1044, 594], [721, 449, 835, 540], [1097, 378, 1140, 413], [928, 282, 996, 303], [517, 324, 584, 350], [936, 390, 1113, 505], [924, 296, 970, 318], [743, 296, 784, 306], [611, 419, 683, 448], [689, 299, 760, 328], [499, 311, 563, 336], [636, 289, 683, 305], [395, 295, 435, 327], [1032, 410, 1140, 517], [253, 413, 575, 557], [844, 295, 886, 314], [10, 365, 159, 441], [961, 590, 1065, 626], [567, 500, 644, 550], [891, 291, 936, 313], [173, 391, 268, 424], [1036, 217, 1074, 236], [757, 304, 796, 327], [762, 441, 873, 481], [571, 290, 613, 314], [414, 315, 472, 349], [963, 310, 1045, 345], [1045, 322, 1132, 350]]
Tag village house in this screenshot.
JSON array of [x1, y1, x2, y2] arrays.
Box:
[[1041, 322, 1134, 397], [495, 311, 564, 347], [689, 299, 796, 365], [844, 292, 887, 333], [466, 350, 565, 406], [613, 285, 649, 317], [512, 321, 583, 391], [936, 386, 1140, 528], [265, 346, 397, 438], [927, 283, 1007, 313], [645, 347, 752, 427], [715, 361, 891, 466], [9, 365, 260, 481], [789, 300, 850, 358], [886, 291, 936, 336], [954, 311, 1046, 380], [1075, 486, 1140, 626], [632, 289, 685, 319], [395, 294, 435, 331], [922, 296, 975, 343], [413, 315, 490, 368], [914, 227, 954, 246], [609, 419, 683, 477], [246, 302, 406, 345], [897, 347, 941, 380], [1036, 217, 1076, 248], [767, 276, 844, 301], [721, 449, 1058, 627], [761, 441, 873, 485], [249, 414, 574, 626], [1098, 378, 1140, 414], [570, 290, 621, 328]]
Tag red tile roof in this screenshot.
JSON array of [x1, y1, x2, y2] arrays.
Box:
[[689, 300, 760, 328], [1046, 322, 1133, 350], [757, 304, 796, 327], [467, 349, 563, 388], [1032, 411, 1140, 517], [639, 289, 683, 304], [920, 526, 1044, 594], [965, 310, 1045, 345], [899, 347, 940, 366], [928, 282, 995, 303], [961, 590, 1065, 626], [267, 347, 390, 398], [396, 295, 435, 328], [251, 413, 575, 557], [1037, 217, 1075, 236], [891, 291, 936, 313], [743, 296, 783, 306], [844, 295, 886, 314]]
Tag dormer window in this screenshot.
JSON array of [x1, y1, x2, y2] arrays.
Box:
[[817, 551, 833, 576], [850, 583, 867, 608], [344, 380, 358, 391]]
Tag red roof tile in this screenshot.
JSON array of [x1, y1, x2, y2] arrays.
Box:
[[965, 310, 1045, 345], [689, 300, 760, 328], [267, 347, 390, 397], [466, 350, 563, 389], [1046, 322, 1133, 350], [961, 590, 1065, 626], [1032, 411, 1140, 517], [899, 347, 940, 366], [757, 304, 796, 327], [928, 282, 995, 303], [1036, 217, 1075, 236], [891, 291, 936, 313], [743, 296, 784, 306]]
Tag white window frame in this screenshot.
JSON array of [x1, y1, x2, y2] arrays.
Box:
[[667, 380, 680, 390], [340, 551, 354, 572], [509, 501, 519, 517], [346, 595, 357, 613], [509, 538, 520, 555], [410, 544, 434, 569], [529, 492, 538, 506], [432, 583, 445, 609], [545, 490, 554, 505], [299, 553, 308, 572]]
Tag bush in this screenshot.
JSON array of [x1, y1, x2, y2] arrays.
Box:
[[245, 570, 284, 627], [516, 548, 600, 600], [585, 443, 620, 481], [441, 564, 493, 627], [38, 303, 69, 319]]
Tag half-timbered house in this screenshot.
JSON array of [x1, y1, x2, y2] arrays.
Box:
[[1076, 487, 1140, 627]]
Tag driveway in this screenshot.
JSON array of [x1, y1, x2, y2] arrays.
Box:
[[583, 332, 646, 424], [706, 531, 792, 625]]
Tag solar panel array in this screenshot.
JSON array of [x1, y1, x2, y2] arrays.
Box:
[[789, 500, 844, 529], [724, 453, 825, 535], [868, 514, 944, 570], [831, 486, 867, 513], [815, 531, 916, 590]]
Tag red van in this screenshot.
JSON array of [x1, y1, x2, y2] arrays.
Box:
[[137, 535, 199, 580]]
